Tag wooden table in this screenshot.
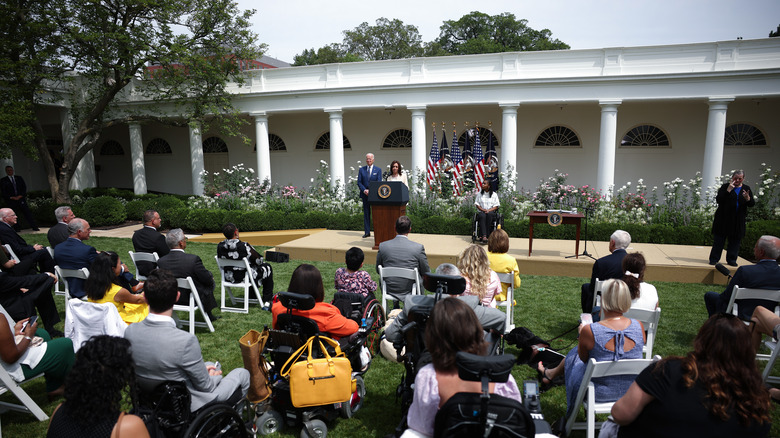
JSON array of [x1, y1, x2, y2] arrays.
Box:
[[527, 211, 585, 258]]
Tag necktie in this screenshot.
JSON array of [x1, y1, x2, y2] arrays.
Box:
[[10, 177, 16, 195]]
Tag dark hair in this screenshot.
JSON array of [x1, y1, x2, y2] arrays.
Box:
[[62, 335, 138, 426], [144, 269, 179, 313], [288, 264, 324, 302], [345, 247, 365, 271], [622, 253, 646, 300], [85, 251, 120, 301], [480, 178, 494, 196], [670, 313, 770, 425], [222, 222, 238, 240], [487, 228, 509, 253], [142, 210, 158, 223], [425, 298, 486, 372], [395, 215, 411, 234], [390, 160, 403, 175]]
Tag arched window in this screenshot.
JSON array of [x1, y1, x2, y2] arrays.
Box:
[[457, 127, 500, 151], [724, 123, 767, 147], [269, 134, 286, 151], [146, 138, 172, 154], [383, 129, 412, 149], [621, 125, 670, 147], [315, 132, 351, 150], [202, 136, 228, 153], [535, 126, 581, 147], [100, 140, 124, 156]]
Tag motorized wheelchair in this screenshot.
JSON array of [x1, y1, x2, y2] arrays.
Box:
[[472, 209, 504, 243], [254, 291, 380, 437], [331, 290, 386, 357]]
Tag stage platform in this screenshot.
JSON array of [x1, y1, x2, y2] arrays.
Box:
[[192, 229, 739, 286]]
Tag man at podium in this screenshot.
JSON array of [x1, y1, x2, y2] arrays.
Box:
[[358, 153, 382, 238]]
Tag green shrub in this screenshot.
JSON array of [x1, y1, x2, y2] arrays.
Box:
[[82, 187, 135, 200], [124, 199, 152, 221], [80, 196, 126, 227], [151, 196, 186, 228]]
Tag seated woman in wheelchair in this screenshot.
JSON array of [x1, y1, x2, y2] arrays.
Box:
[[474, 179, 500, 244], [403, 298, 521, 437], [271, 264, 359, 340]]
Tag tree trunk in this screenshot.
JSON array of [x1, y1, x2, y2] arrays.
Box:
[[31, 118, 69, 203]]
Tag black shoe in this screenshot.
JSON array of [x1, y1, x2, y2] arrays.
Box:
[[32, 227, 40, 231], [708, 261, 717, 265], [207, 313, 222, 322], [727, 261, 738, 267], [362, 234, 370, 238], [47, 328, 64, 338]]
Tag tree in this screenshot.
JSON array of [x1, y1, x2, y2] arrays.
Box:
[[343, 18, 424, 60], [0, 0, 263, 203], [770, 25, 780, 37], [293, 44, 363, 66], [435, 11, 569, 55]]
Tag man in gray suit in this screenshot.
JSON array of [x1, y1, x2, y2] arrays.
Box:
[[124, 269, 249, 411], [375, 216, 430, 301]]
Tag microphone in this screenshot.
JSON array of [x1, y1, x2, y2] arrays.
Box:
[[715, 263, 732, 279]]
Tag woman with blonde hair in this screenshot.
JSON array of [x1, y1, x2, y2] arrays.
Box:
[[487, 228, 521, 302], [457, 244, 501, 307]]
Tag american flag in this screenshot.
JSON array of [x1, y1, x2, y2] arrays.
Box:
[[451, 127, 464, 196], [473, 128, 486, 187], [426, 130, 440, 189]]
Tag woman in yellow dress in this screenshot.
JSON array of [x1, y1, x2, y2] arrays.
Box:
[[486, 228, 521, 301], [85, 252, 149, 324]]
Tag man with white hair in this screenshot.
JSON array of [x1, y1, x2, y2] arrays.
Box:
[[357, 153, 382, 238], [47, 206, 75, 248], [0, 208, 55, 274], [581, 230, 631, 313]]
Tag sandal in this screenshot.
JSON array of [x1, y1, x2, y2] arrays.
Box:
[[536, 362, 554, 389], [770, 388, 780, 405]]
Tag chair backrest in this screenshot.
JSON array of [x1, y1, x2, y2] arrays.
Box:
[[495, 271, 515, 333], [128, 251, 159, 281], [3, 243, 20, 263], [624, 307, 661, 359], [377, 265, 420, 312], [592, 278, 605, 309], [64, 299, 126, 352], [726, 286, 780, 317], [54, 266, 90, 300]]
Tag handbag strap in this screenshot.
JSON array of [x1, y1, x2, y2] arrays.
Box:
[[280, 336, 315, 377]]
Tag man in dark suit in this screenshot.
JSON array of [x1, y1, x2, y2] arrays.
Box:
[[375, 216, 430, 301], [0, 251, 62, 337], [0, 208, 54, 274], [132, 209, 169, 276], [581, 230, 631, 313], [53, 218, 98, 298], [709, 170, 755, 266], [0, 166, 38, 231], [704, 235, 780, 319], [156, 228, 219, 321], [47, 206, 74, 248], [357, 153, 382, 238], [125, 269, 248, 410]]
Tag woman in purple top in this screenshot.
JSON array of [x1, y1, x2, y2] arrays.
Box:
[[334, 247, 377, 297]]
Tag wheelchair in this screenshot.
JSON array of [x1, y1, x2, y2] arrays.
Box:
[[255, 292, 380, 437], [331, 290, 386, 357], [472, 210, 504, 243]]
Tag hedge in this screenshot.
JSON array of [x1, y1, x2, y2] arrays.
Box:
[[80, 196, 126, 227]]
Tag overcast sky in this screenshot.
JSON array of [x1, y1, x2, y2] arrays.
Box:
[[241, 0, 780, 63]]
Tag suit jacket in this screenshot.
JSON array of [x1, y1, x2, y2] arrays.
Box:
[[715, 260, 780, 319], [54, 237, 98, 298], [711, 182, 755, 238], [132, 226, 170, 276], [156, 250, 216, 311], [0, 175, 27, 203], [357, 165, 383, 201], [124, 316, 222, 411], [47, 223, 69, 248], [375, 235, 430, 297], [589, 248, 627, 294], [0, 222, 36, 257]]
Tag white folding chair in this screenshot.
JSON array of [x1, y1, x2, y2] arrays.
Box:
[[0, 304, 48, 424], [495, 271, 516, 333], [564, 356, 660, 438], [377, 265, 421, 314], [47, 247, 66, 298], [624, 307, 661, 359], [591, 278, 605, 311], [173, 276, 215, 335], [64, 299, 127, 352], [725, 286, 780, 321], [127, 251, 159, 282], [54, 266, 90, 303], [214, 256, 263, 314], [2, 244, 19, 263]]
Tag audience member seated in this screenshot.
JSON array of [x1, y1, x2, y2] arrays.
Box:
[[46, 335, 150, 438], [0, 241, 37, 276], [704, 235, 780, 319], [486, 229, 521, 302], [457, 244, 500, 308], [538, 279, 645, 415], [217, 222, 274, 309], [474, 179, 500, 244], [271, 264, 358, 340], [47, 206, 74, 249], [581, 230, 630, 313], [131, 210, 169, 277], [0, 312, 74, 401], [0, 208, 55, 274], [125, 269, 249, 411], [334, 247, 377, 297], [0, 267, 61, 338], [612, 313, 770, 437], [53, 219, 97, 298], [375, 216, 430, 304], [751, 304, 780, 403], [86, 252, 149, 325], [622, 253, 658, 311], [403, 298, 521, 437]]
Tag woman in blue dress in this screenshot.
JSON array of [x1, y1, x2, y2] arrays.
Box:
[[539, 279, 645, 415]]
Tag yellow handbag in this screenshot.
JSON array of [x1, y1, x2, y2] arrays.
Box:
[[280, 335, 354, 408]]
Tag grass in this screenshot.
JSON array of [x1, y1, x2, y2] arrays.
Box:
[[2, 234, 778, 437]]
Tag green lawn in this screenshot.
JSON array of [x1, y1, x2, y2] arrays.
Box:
[[2, 234, 778, 437]]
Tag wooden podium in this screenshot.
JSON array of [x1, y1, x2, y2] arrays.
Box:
[[369, 181, 409, 249]]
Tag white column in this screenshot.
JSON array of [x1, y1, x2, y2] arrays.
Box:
[[189, 123, 204, 196], [325, 108, 345, 198], [596, 99, 622, 198], [408, 105, 427, 191], [701, 97, 734, 192], [128, 123, 147, 194], [499, 103, 519, 189], [252, 112, 271, 184]]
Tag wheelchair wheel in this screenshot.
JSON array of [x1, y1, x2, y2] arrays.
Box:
[[340, 375, 365, 419], [300, 418, 328, 438], [363, 300, 386, 356], [256, 409, 284, 435], [184, 402, 248, 438]]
